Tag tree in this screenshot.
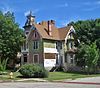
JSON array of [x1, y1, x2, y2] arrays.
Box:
[[69, 19, 100, 70], [0, 11, 24, 65], [76, 43, 99, 74], [71, 19, 100, 46]]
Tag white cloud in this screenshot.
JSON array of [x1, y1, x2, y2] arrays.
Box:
[[96, 0, 100, 4], [0, 2, 14, 14], [24, 11, 30, 16], [24, 9, 39, 16], [61, 20, 71, 26], [1, 6, 13, 14]]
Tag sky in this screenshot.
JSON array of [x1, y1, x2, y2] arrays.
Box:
[[0, 0, 100, 28]]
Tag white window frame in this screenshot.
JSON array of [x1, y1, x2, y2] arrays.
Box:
[[70, 54, 74, 64], [33, 41, 39, 50], [33, 54, 39, 63], [34, 32, 37, 38]]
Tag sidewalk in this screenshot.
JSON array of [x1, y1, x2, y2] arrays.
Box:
[[60, 77, 100, 85], [0, 76, 100, 85], [16, 78, 47, 82]]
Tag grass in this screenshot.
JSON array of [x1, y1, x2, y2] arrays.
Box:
[[0, 71, 100, 81], [44, 72, 100, 81], [0, 71, 22, 81]]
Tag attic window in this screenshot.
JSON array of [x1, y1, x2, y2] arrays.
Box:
[[34, 32, 37, 38]]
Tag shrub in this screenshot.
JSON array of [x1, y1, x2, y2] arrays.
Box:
[[67, 66, 83, 73], [19, 64, 48, 78], [0, 58, 8, 72]]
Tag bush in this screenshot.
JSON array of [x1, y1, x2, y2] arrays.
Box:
[[19, 64, 48, 78], [67, 66, 83, 73], [0, 58, 8, 72]]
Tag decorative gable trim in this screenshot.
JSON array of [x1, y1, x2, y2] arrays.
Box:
[[65, 26, 75, 44], [27, 25, 42, 41]]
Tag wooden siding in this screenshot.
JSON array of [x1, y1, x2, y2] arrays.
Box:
[[43, 39, 56, 48]]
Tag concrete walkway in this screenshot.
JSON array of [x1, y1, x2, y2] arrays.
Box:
[[16, 78, 47, 82], [62, 77, 100, 85], [71, 77, 100, 83], [0, 76, 100, 85]]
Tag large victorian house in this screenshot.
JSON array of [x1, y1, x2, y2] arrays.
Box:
[[21, 12, 77, 71]]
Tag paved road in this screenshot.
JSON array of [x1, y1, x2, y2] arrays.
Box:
[[0, 82, 100, 88], [70, 77, 100, 83]]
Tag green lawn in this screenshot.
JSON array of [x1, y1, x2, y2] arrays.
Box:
[[0, 71, 21, 81], [44, 72, 100, 81], [0, 71, 100, 81]]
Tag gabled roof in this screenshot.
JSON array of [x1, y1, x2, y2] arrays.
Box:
[[28, 22, 72, 41]]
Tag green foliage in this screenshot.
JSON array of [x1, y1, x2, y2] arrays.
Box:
[[76, 43, 99, 74], [0, 11, 25, 61], [0, 58, 8, 72], [19, 64, 48, 78], [69, 18, 100, 73]]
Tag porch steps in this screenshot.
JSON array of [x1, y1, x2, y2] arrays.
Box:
[[50, 66, 66, 72], [50, 66, 58, 72]]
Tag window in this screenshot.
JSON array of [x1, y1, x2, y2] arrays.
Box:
[[26, 31, 29, 35], [56, 41, 62, 49], [26, 43, 28, 49], [23, 42, 26, 50], [65, 53, 67, 62], [23, 54, 27, 62], [70, 54, 73, 64], [69, 42, 73, 49], [34, 32, 37, 38], [71, 42, 73, 49], [60, 56, 63, 64], [33, 54, 39, 63], [33, 41, 39, 49], [45, 53, 55, 59], [56, 42, 58, 49]]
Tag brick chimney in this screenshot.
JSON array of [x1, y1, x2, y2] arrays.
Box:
[[47, 20, 55, 36], [47, 21, 51, 36], [39, 20, 55, 36]]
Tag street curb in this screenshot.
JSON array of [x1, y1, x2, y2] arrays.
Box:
[[0, 79, 100, 85], [54, 81, 100, 85]]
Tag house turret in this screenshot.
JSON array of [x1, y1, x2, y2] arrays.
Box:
[[23, 11, 35, 36], [24, 11, 35, 26]]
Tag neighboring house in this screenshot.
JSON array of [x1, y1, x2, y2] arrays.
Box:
[[21, 12, 77, 71]]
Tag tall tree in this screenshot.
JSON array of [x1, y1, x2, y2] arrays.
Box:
[[76, 43, 99, 74], [68, 19, 100, 72], [0, 11, 24, 62]]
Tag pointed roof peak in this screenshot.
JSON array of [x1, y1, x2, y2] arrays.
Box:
[[27, 11, 35, 18], [24, 11, 36, 27]]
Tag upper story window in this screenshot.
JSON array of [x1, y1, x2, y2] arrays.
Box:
[[34, 32, 37, 38], [56, 41, 62, 49], [23, 42, 26, 50], [56, 42, 58, 49], [69, 42, 73, 49], [26, 43, 28, 49], [33, 41, 39, 50]]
